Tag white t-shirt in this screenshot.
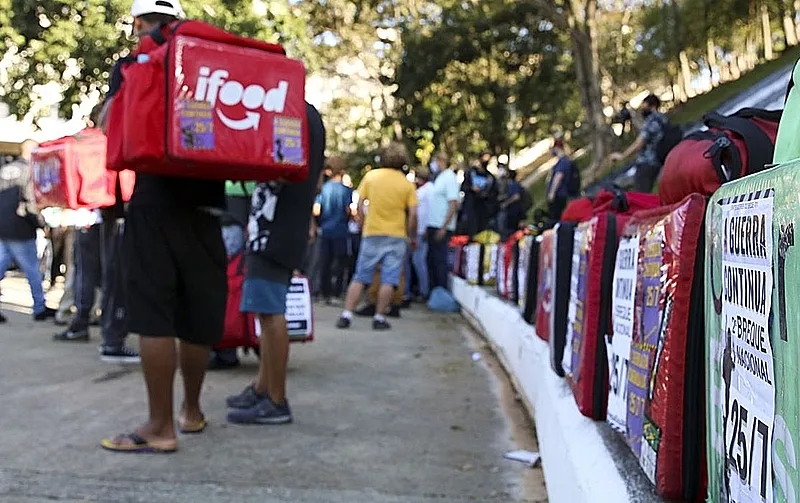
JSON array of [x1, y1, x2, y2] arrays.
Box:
[[426, 170, 460, 232], [415, 182, 433, 236]]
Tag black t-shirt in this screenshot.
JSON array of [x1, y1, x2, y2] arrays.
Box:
[[246, 103, 326, 274], [107, 59, 225, 211]]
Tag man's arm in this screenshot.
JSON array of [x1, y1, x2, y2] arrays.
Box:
[[308, 212, 317, 243], [610, 135, 646, 162], [407, 204, 418, 251]]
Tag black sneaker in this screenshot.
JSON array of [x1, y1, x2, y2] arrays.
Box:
[[99, 346, 140, 364], [336, 316, 351, 329], [227, 384, 266, 410], [34, 307, 57, 322], [53, 329, 90, 342], [227, 395, 293, 425], [0, 312, 6, 323], [387, 304, 402, 318], [372, 319, 391, 331]]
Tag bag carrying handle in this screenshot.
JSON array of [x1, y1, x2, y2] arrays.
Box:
[[703, 112, 775, 181], [600, 183, 629, 212]]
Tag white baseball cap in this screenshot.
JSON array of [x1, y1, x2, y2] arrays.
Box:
[[131, 0, 185, 18]]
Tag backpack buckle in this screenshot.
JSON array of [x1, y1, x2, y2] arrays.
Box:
[[704, 135, 732, 158]]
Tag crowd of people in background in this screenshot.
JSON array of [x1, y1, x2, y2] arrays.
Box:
[[292, 141, 556, 332]]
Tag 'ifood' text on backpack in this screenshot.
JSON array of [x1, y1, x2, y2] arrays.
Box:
[[106, 20, 309, 182]]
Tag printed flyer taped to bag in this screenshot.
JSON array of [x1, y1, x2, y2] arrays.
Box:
[[564, 228, 585, 375], [607, 235, 639, 435], [720, 190, 776, 503]]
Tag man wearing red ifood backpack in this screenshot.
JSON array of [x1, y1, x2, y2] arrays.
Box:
[[99, 0, 228, 453], [225, 108, 325, 425]]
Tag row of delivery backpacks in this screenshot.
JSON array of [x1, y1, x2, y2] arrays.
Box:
[[449, 103, 800, 503]]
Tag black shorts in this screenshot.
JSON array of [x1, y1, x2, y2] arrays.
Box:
[[124, 206, 227, 346]]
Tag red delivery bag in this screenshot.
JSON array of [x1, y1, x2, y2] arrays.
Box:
[[107, 20, 309, 183], [448, 235, 469, 278], [562, 190, 659, 419], [497, 231, 524, 301], [31, 129, 134, 210], [217, 252, 253, 350], [216, 256, 314, 351], [535, 229, 555, 342], [561, 197, 593, 222], [659, 108, 780, 205], [549, 188, 643, 376], [606, 194, 707, 501]]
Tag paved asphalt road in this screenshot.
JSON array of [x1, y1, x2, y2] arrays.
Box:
[[0, 274, 548, 503]]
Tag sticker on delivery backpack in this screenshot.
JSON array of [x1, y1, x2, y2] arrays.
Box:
[[273, 116, 304, 164]]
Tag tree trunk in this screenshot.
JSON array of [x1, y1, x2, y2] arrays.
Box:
[[781, 0, 798, 46], [707, 39, 720, 86], [795, 0, 800, 41], [568, 0, 609, 175], [679, 51, 694, 99], [762, 3, 774, 59]]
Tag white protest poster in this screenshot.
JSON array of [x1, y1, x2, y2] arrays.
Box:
[[563, 228, 584, 375], [254, 276, 314, 342], [607, 235, 639, 434], [286, 276, 314, 341], [720, 190, 775, 503]]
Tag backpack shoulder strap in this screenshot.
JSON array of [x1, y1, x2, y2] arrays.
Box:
[[786, 60, 799, 105], [730, 107, 783, 123], [703, 112, 775, 179]]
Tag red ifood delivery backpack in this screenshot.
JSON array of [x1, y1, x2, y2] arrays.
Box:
[[106, 20, 309, 182], [30, 129, 134, 210]]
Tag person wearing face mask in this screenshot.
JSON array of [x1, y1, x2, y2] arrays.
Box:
[[609, 94, 669, 193], [426, 152, 460, 291], [461, 152, 497, 238]]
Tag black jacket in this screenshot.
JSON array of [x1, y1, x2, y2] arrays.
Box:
[[0, 158, 40, 241]]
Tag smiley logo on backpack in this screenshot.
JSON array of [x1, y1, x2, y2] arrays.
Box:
[[194, 67, 288, 131]]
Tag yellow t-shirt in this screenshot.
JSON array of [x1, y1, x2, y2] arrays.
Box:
[[357, 168, 418, 238]]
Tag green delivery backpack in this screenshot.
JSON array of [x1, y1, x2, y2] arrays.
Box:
[[774, 58, 800, 163], [705, 159, 800, 503]]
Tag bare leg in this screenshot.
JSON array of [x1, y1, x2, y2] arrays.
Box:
[[376, 284, 394, 315], [255, 314, 289, 404], [179, 340, 212, 426], [343, 281, 366, 312], [106, 336, 178, 448]]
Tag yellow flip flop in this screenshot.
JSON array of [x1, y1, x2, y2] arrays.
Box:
[[178, 418, 208, 434], [100, 433, 177, 454]]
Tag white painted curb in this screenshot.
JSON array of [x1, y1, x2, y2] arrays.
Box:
[[452, 276, 631, 503]]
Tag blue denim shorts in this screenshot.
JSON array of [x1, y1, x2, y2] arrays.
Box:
[[353, 236, 407, 287], [241, 278, 289, 315], [241, 255, 292, 315]]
